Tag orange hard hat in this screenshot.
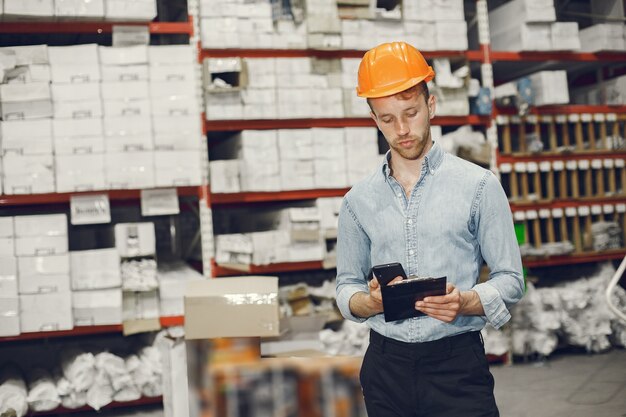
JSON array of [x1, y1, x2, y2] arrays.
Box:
[[356, 42, 435, 98]]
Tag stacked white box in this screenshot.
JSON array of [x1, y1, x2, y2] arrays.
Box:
[[105, 152, 155, 189], [104, 0, 157, 21], [0, 296, 19, 336], [103, 116, 153, 152], [579, 23, 626, 52], [154, 151, 202, 187], [551, 22, 581, 51], [0, 218, 14, 257], [528, 71, 570, 106], [491, 23, 552, 51], [250, 230, 291, 265], [238, 130, 280, 191], [14, 214, 68, 257], [1, 119, 53, 156], [340, 59, 370, 117], [312, 128, 348, 188], [55, 154, 106, 192], [157, 264, 203, 317], [435, 21, 469, 51], [345, 127, 381, 185], [403, 22, 437, 52], [70, 248, 121, 290], [52, 118, 104, 155], [51, 83, 103, 119], [55, 0, 105, 18], [48, 44, 101, 84], [403, 0, 435, 22], [205, 91, 243, 120], [209, 160, 241, 193], [72, 288, 122, 326], [0, 256, 17, 298], [278, 129, 314, 190], [305, 0, 342, 49], [122, 290, 159, 320], [3, 0, 54, 17], [0, 82, 53, 121], [0, 255, 17, 334], [20, 292, 73, 332], [17, 254, 70, 294], [489, 0, 556, 51]]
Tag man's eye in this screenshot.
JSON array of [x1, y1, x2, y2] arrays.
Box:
[[382, 118, 392, 123], [407, 112, 417, 118]]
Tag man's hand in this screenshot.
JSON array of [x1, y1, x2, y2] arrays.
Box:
[[349, 275, 404, 318], [414, 284, 485, 322]]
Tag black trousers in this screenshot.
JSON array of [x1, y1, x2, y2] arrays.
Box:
[[360, 330, 499, 417]]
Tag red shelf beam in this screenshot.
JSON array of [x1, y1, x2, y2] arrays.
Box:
[[523, 250, 626, 268], [204, 115, 489, 131], [490, 51, 626, 62], [0, 187, 201, 207], [509, 197, 626, 213], [498, 152, 626, 164], [211, 188, 350, 205], [0, 20, 193, 35], [0, 316, 184, 343], [495, 105, 626, 116], [27, 396, 163, 416], [201, 49, 482, 61], [213, 261, 326, 277]]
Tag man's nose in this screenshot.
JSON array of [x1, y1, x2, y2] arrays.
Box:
[[395, 118, 409, 136]]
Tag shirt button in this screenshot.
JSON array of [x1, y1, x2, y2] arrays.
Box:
[[407, 218, 413, 225], [397, 193, 402, 198], [409, 249, 415, 255]]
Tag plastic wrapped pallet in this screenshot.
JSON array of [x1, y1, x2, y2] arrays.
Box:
[[26, 368, 60, 412]]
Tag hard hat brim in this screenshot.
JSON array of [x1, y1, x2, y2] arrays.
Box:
[[356, 71, 435, 99]]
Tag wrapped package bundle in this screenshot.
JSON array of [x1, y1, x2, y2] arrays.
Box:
[[0, 366, 28, 417], [26, 368, 60, 411]]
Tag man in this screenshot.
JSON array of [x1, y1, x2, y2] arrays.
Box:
[[335, 42, 524, 417]]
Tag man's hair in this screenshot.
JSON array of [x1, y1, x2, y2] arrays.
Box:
[[367, 82, 430, 114]]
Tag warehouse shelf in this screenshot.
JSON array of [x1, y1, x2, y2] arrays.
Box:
[[497, 151, 626, 164], [0, 316, 184, 343], [496, 105, 626, 116], [0, 187, 201, 207], [200, 48, 483, 61], [0, 20, 194, 35], [509, 197, 626, 212], [489, 51, 626, 63], [211, 188, 350, 205], [27, 396, 163, 416], [213, 260, 327, 277], [523, 249, 626, 268], [204, 115, 490, 132]]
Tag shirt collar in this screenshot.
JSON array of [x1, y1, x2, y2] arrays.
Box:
[[381, 141, 444, 179]]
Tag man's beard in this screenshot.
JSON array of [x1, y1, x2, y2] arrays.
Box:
[[391, 126, 431, 160]]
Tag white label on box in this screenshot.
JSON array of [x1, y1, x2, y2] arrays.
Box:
[[526, 115, 538, 124], [553, 161, 564, 170], [552, 208, 564, 218], [112, 25, 150, 47], [565, 207, 578, 217], [566, 161, 578, 170], [70, 194, 111, 225], [539, 209, 551, 218], [499, 163, 512, 173], [140, 189, 180, 216], [540, 116, 553, 123], [581, 113, 592, 122], [527, 162, 538, 173], [578, 206, 590, 216], [591, 159, 603, 169], [555, 115, 567, 123], [616, 204, 626, 213], [607, 113, 617, 122], [513, 211, 526, 222], [510, 116, 521, 124], [615, 159, 625, 168], [603, 159, 614, 168], [514, 162, 527, 172], [603, 205, 614, 214], [591, 205, 602, 215], [539, 161, 552, 172], [526, 210, 538, 220], [593, 114, 605, 122], [578, 160, 590, 169], [496, 115, 509, 125], [568, 114, 580, 122]]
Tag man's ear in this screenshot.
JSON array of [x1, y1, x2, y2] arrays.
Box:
[[428, 95, 436, 120]]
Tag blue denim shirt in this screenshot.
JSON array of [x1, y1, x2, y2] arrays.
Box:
[[336, 141, 524, 343]]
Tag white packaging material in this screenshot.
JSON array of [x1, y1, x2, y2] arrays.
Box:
[[3, 0, 54, 17], [99, 45, 148, 66], [71, 249, 120, 290], [55, 154, 106, 193], [0, 45, 48, 66], [551, 22, 581, 51], [94, 352, 139, 402], [104, 152, 155, 189], [0, 257, 17, 297], [19, 292, 72, 332], [53, 118, 104, 155], [0, 366, 28, 416], [157, 263, 203, 317], [104, 0, 157, 21], [54, 0, 105, 17], [115, 223, 155, 258], [0, 297, 20, 336], [122, 258, 157, 293], [101, 64, 149, 82], [72, 288, 122, 326], [26, 368, 60, 412], [48, 44, 99, 66], [126, 346, 162, 397], [209, 160, 241, 193], [86, 368, 113, 411], [103, 116, 153, 151], [1, 119, 53, 156], [154, 151, 202, 187], [0, 82, 52, 121], [3, 64, 51, 84], [579, 23, 626, 52], [60, 349, 96, 392], [14, 214, 67, 237], [158, 336, 189, 417], [17, 254, 70, 294], [491, 22, 552, 51], [1, 154, 54, 195], [278, 129, 314, 160], [122, 290, 159, 320], [280, 160, 315, 190], [529, 70, 569, 106], [149, 45, 194, 65]]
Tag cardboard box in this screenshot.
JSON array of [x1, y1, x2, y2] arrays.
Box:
[[151, 97, 200, 119], [51, 82, 100, 102], [579, 23, 625, 52], [0, 297, 20, 337], [2, 154, 54, 195], [150, 80, 196, 99], [101, 64, 149, 82], [0, 217, 14, 238], [15, 236, 67, 257], [99, 45, 148, 66], [1, 119, 53, 155], [5, 64, 51, 84], [312, 128, 346, 159], [70, 248, 120, 290], [278, 129, 314, 160], [489, 0, 556, 35], [54, 0, 105, 17], [103, 98, 151, 118], [3, 0, 54, 17], [0, 82, 52, 120], [50, 64, 101, 84], [0, 45, 48, 66], [149, 65, 195, 83], [101, 81, 149, 101], [435, 21, 468, 51], [53, 101, 103, 119], [148, 45, 195, 65], [280, 160, 315, 191], [48, 44, 99, 65], [72, 288, 122, 326], [551, 22, 581, 51], [105, 152, 155, 189], [433, 0, 464, 21], [239, 161, 281, 192], [529, 70, 569, 106], [0, 238, 14, 257], [14, 214, 67, 237], [0, 257, 18, 297], [104, 0, 157, 21], [17, 254, 71, 294], [491, 22, 552, 51], [20, 292, 73, 332], [209, 160, 241, 193], [53, 118, 104, 155], [115, 222, 155, 257], [314, 159, 348, 188], [184, 276, 280, 339], [55, 154, 106, 193], [154, 151, 203, 187], [157, 264, 203, 317], [103, 116, 153, 151], [122, 290, 159, 321]]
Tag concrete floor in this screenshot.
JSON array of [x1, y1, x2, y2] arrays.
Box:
[[492, 349, 626, 417]]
